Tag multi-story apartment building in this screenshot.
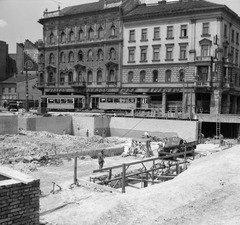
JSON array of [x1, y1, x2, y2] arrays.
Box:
[[37, 0, 139, 108], [122, 0, 240, 116]]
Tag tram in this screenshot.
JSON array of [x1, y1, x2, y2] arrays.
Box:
[[42, 95, 86, 111], [90, 94, 150, 112]]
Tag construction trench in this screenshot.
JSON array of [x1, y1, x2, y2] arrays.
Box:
[[0, 113, 239, 225]]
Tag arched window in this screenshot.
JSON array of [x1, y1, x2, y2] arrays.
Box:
[[49, 72, 54, 83], [97, 70, 102, 84], [153, 70, 158, 83], [60, 72, 65, 85], [49, 53, 54, 64], [77, 71, 83, 83], [68, 72, 73, 84], [128, 71, 133, 83], [88, 27, 94, 39], [110, 48, 116, 60], [88, 50, 93, 61], [78, 50, 83, 61], [109, 70, 115, 81], [235, 73, 238, 86], [179, 69, 185, 82], [140, 70, 146, 82], [97, 49, 103, 61], [165, 69, 172, 82], [78, 29, 84, 41], [60, 32, 66, 43], [87, 71, 93, 83], [49, 33, 55, 44], [110, 24, 116, 36], [69, 51, 74, 62], [98, 26, 104, 39], [60, 52, 65, 63], [69, 30, 74, 42]]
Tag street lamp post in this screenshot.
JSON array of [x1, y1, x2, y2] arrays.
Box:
[[24, 60, 33, 112]]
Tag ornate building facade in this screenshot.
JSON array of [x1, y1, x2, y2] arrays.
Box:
[[122, 0, 240, 115], [37, 0, 139, 108]]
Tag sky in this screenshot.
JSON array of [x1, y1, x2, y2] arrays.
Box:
[[0, 0, 240, 53]]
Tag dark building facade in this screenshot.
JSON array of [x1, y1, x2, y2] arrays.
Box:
[[37, 0, 140, 108]]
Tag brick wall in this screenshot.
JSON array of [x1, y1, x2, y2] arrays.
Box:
[[0, 176, 40, 225]]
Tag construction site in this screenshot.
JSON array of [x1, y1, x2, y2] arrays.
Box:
[[0, 110, 240, 225]]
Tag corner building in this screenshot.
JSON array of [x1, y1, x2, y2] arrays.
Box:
[[122, 0, 240, 116], [37, 0, 139, 108]]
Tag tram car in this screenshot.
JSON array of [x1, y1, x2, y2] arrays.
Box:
[[42, 95, 86, 111], [90, 94, 150, 112]]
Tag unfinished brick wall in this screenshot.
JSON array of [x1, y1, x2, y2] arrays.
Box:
[[0, 179, 40, 225]]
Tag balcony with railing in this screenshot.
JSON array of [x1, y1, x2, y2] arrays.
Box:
[[71, 81, 86, 87], [43, 8, 61, 19], [194, 81, 211, 87], [195, 56, 212, 62]]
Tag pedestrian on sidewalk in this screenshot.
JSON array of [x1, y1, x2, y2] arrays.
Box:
[[98, 150, 105, 169]]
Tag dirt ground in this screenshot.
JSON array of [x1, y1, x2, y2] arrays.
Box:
[[1, 131, 240, 225]]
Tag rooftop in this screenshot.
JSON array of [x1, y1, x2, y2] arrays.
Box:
[[124, 0, 236, 20]]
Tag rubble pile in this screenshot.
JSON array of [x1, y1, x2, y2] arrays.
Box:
[[0, 130, 120, 173]]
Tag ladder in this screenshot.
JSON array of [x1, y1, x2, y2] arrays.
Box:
[[216, 114, 221, 138], [198, 120, 202, 143]]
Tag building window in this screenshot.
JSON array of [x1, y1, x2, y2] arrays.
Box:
[[235, 50, 239, 65], [153, 27, 160, 40], [140, 47, 147, 62], [88, 27, 94, 39], [97, 70, 102, 84], [141, 29, 147, 41], [78, 51, 83, 61], [8, 88, 11, 93], [179, 69, 185, 82], [201, 45, 209, 56], [179, 45, 187, 59], [237, 32, 239, 44], [110, 24, 116, 36], [98, 26, 104, 39], [109, 70, 115, 82], [128, 71, 133, 83], [60, 73, 65, 85], [128, 48, 135, 62], [60, 52, 65, 63], [39, 54, 44, 64], [77, 71, 83, 82], [167, 26, 173, 39], [153, 46, 160, 61], [15, 88, 16, 93], [69, 51, 74, 62], [39, 73, 44, 84], [97, 49, 103, 61], [88, 50, 93, 61], [224, 24, 228, 38], [198, 66, 208, 81], [49, 72, 54, 84], [49, 53, 54, 64], [79, 29, 84, 41], [129, 30, 135, 42], [87, 71, 93, 83], [2, 88, 5, 93], [202, 23, 209, 35], [166, 46, 173, 60], [49, 33, 55, 44], [60, 32, 66, 43], [152, 70, 158, 83], [140, 70, 146, 82], [110, 48, 116, 60], [232, 29, 235, 43], [165, 69, 171, 82], [180, 25, 187, 37], [69, 30, 74, 42], [68, 72, 73, 84]]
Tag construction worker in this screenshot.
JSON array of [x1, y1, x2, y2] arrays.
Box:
[[98, 150, 104, 169]]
